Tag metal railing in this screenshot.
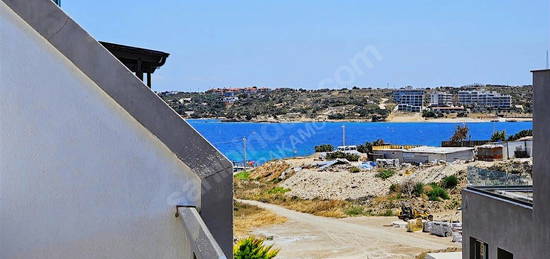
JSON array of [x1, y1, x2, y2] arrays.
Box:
[[176, 206, 227, 259]]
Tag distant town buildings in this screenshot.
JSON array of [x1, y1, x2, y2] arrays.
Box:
[[392, 88, 425, 112], [392, 88, 513, 113], [207, 86, 270, 97], [429, 92, 453, 107], [457, 90, 512, 109]]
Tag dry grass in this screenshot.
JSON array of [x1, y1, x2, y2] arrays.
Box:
[[235, 176, 350, 218], [249, 161, 292, 182], [234, 201, 287, 239]]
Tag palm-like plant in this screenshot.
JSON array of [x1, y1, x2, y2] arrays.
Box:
[[234, 237, 279, 259]]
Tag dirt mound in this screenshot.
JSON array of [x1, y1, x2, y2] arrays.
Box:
[[487, 159, 532, 176], [250, 161, 294, 182]]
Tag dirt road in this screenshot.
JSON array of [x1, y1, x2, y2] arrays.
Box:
[[238, 199, 460, 259]]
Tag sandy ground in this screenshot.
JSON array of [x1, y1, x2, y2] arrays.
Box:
[[280, 160, 492, 200], [386, 112, 532, 123], [239, 199, 460, 259]]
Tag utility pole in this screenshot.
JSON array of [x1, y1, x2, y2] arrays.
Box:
[[341, 125, 346, 146], [546, 50, 549, 69], [242, 137, 247, 167]]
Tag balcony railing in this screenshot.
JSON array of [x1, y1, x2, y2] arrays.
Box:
[[177, 206, 227, 259]]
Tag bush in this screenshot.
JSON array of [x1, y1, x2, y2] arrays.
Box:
[[441, 175, 458, 189], [427, 184, 450, 201], [491, 130, 506, 142], [234, 171, 250, 180], [328, 113, 345, 120], [413, 182, 425, 197], [314, 144, 334, 152], [375, 169, 395, 180], [349, 166, 361, 173], [422, 110, 437, 118], [389, 183, 400, 193], [234, 237, 279, 259], [326, 151, 360, 161], [267, 187, 290, 194], [508, 129, 532, 141], [380, 209, 393, 216], [345, 206, 365, 216]]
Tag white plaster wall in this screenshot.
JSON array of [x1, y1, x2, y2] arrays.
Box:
[[0, 2, 200, 258]]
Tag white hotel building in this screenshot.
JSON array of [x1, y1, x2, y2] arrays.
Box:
[[458, 90, 512, 109]]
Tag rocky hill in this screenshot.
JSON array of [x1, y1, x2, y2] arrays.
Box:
[[158, 85, 532, 122]]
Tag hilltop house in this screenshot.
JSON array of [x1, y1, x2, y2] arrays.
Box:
[[0, 0, 232, 258]]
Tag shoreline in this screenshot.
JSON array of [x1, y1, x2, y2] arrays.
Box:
[[186, 117, 533, 123]]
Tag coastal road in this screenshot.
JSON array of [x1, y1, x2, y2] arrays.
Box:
[[238, 199, 460, 259]]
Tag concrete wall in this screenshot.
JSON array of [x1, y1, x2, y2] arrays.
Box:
[[444, 150, 474, 162], [402, 150, 473, 164], [462, 189, 534, 259], [0, 2, 200, 258], [502, 140, 532, 159], [532, 70, 550, 256], [375, 150, 404, 161], [461, 70, 550, 259]]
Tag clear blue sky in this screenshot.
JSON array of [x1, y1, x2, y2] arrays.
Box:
[[62, 1, 549, 92]]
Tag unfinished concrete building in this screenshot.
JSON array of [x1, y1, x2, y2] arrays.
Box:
[[462, 70, 548, 259]]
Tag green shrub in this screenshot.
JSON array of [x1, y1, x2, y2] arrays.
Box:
[[491, 130, 506, 142], [326, 151, 360, 161], [345, 206, 365, 216], [413, 182, 424, 197], [314, 144, 334, 152], [380, 209, 393, 216], [441, 175, 458, 189], [427, 184, 450, 201], [349, 166, 361, 173], [234, 171, 250, 180], [508, 129, 533, 141], [375, 169, 395, 180], [267, 186, 290, 194], [234, 237, 279, 259]]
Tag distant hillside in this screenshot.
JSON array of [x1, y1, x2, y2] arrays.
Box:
[[158, 85, 532, 122]]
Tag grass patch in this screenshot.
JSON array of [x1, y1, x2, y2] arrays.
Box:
[[234, 201, 287, 239], [234, 171, 250, 180], [379, 209, 394, 216], [345, 206, 365, 216], [266, 186, 290, 194], [441, 175, 458, 189], [349, 166, 361, 173], [426, 184, 450, 201], [375, 169, 395, 180]]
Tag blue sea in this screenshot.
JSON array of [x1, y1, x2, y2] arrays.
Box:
[[187, 119, 532, 165]]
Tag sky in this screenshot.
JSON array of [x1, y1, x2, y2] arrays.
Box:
[[62, 1, 550, 92]]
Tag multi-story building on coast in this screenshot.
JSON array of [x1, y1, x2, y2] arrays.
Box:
[[457, 90, 512, 109], [429, 92, 453, 106], [392, 88, 425, 112]]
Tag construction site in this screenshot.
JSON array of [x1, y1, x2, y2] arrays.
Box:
[[234, 142, 533, 258]]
